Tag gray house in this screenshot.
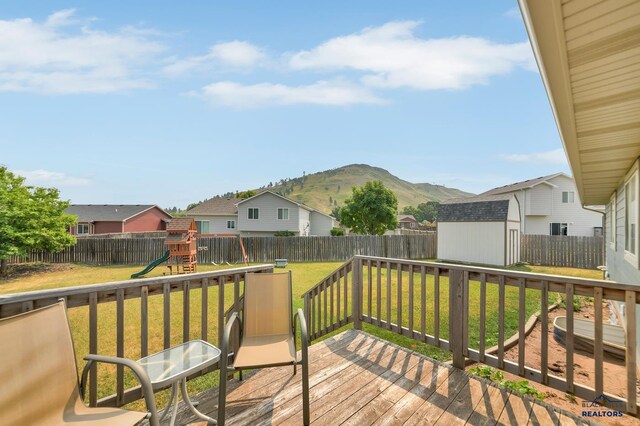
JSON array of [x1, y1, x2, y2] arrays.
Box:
[[186, 191, 335, 236], [520, 0, 640, 361], [437, 194, 521, 266]]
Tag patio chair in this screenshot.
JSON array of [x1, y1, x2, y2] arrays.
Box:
[[0, 301, 160, 426], [218, 271, 310, 425]]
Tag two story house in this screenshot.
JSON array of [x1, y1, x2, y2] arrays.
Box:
[[481, 173, 603, 236], [186, 191, 335, 236]]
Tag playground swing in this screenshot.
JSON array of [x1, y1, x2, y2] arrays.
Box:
[[210, 236, 249, 266]]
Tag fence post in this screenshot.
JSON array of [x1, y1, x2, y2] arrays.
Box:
[[449, 269, 465, 369], [352, 257, 362, 330]]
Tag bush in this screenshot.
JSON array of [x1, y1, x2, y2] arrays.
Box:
[[330, 228, 345, 236], [274, 230, 295, 237]]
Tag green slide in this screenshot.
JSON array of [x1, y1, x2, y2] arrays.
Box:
[[131, 250, 170, 279]]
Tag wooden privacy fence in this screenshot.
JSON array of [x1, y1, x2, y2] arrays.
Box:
[[7, 235, 437, 265], [520, 234, 604, 269]]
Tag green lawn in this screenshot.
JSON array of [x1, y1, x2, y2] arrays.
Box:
[[0, 260, 601, 410]]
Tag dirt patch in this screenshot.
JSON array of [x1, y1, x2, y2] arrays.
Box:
[[0, 263, 71, 283], [469, 300, 640, 425]]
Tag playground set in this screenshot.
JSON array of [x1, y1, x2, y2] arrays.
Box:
[[130, 218, 249, 278]]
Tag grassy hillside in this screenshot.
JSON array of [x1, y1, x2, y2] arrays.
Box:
[[263, 164, 473, 213]]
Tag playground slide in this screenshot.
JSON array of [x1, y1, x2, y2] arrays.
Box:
[[130, 250, 170, 279]]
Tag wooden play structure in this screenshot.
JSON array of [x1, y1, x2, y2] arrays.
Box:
[[165, 218, 198, 274]]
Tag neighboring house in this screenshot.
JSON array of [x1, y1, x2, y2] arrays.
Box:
[[186, 191, 335, 236], [397, 215, 419, 229], [185, 197, 241, 236], [520, 0, 640, 358], [481, 173, 603, 237], [65, 205, 172, 235], [437, 194, 521, 266]]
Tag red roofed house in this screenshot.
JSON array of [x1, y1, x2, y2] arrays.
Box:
[[65, 205, 172, 235]]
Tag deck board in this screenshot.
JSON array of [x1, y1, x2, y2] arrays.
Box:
[[160, 330, 586, 426]]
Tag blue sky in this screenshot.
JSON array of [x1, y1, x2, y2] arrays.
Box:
[[0, 1, 569, 209]]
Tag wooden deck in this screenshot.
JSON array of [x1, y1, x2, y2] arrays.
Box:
[[165, 330, 589, 425]]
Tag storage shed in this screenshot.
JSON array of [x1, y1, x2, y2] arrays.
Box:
[[437, 194, 521, 266]]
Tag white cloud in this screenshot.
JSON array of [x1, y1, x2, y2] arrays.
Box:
[[198, 79, 385, 108], [289, 21, 534, 90], [0, 9, 165, 94], [14, 169, 92, 186], [164, 41, 266, 76], [501, 148, 568, 165]]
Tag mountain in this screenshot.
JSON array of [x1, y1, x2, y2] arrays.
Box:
[[260, 164, 474, 214]]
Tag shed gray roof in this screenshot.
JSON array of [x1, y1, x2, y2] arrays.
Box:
[[186, 197, 240, 216], [66, 205, 167, 222], [481, 173, 565, 196], [438, 194, 513, 222]]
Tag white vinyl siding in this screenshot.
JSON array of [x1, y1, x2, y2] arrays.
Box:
[[188, 215, 239, 235], [609, 193, 616, 248], [625, 171, 638, 261], [438, 222, 507, 266], [248, 208, 259, 220], [277, 208, 289, 220], [309, 211, 334, 236], [507, 175, 602, 236], [237, 192, 300, 234]]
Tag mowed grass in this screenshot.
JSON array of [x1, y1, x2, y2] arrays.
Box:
[[0, 261, 601, 411]]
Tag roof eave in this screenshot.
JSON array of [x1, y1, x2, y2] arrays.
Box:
[[518, 0, 594, 204]]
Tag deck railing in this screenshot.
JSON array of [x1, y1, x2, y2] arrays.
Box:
[[0, 264, 273, 408], [302, 255, 639, 415]]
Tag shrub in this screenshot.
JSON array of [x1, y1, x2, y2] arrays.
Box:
[[274, 230, 295, 237], [330, 228, 345, 236]]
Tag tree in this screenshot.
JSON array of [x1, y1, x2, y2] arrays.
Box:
[[0, 167, 77, 274], [418, 201, 439, 222], [331, 206, 341, 221], [237, 190, 257, 199], [339, 181, 398, 235]]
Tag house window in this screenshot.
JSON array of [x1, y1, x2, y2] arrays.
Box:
[[248, 208, 259, 220], [550, 223, 568, 236], [227, 220, 236, 229], [625, 174, 637, 255], [277, 208, 289, 220], [195, 220, 210, 234], [562, 191, 575, 203], [77, 223, 89, 235]]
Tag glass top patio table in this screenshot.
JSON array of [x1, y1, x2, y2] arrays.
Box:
[[137, 340, 221, 389]]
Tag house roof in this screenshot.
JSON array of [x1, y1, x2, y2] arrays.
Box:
[[186, 197, 240, 216], [66, 205, 168, 222], [237, 190, 314, 211], [166, 217, 195, 232], [481, 173, 565, 196], [397, 215, 417, 222], [519, 0, 640, 205], [438, 194, 513, 222], [238, 190, 335, 218]]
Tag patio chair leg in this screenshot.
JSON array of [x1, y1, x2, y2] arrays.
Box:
[[218, 369, 227, 426], [293, 363, 297, 375], [239, 370, 243, 381], [302, 359, 310, 425]]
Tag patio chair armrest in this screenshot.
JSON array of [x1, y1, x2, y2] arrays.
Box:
[[81, 354, 159, 426], [220, 312, 242, 371], [294, 308, 309, 355]]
